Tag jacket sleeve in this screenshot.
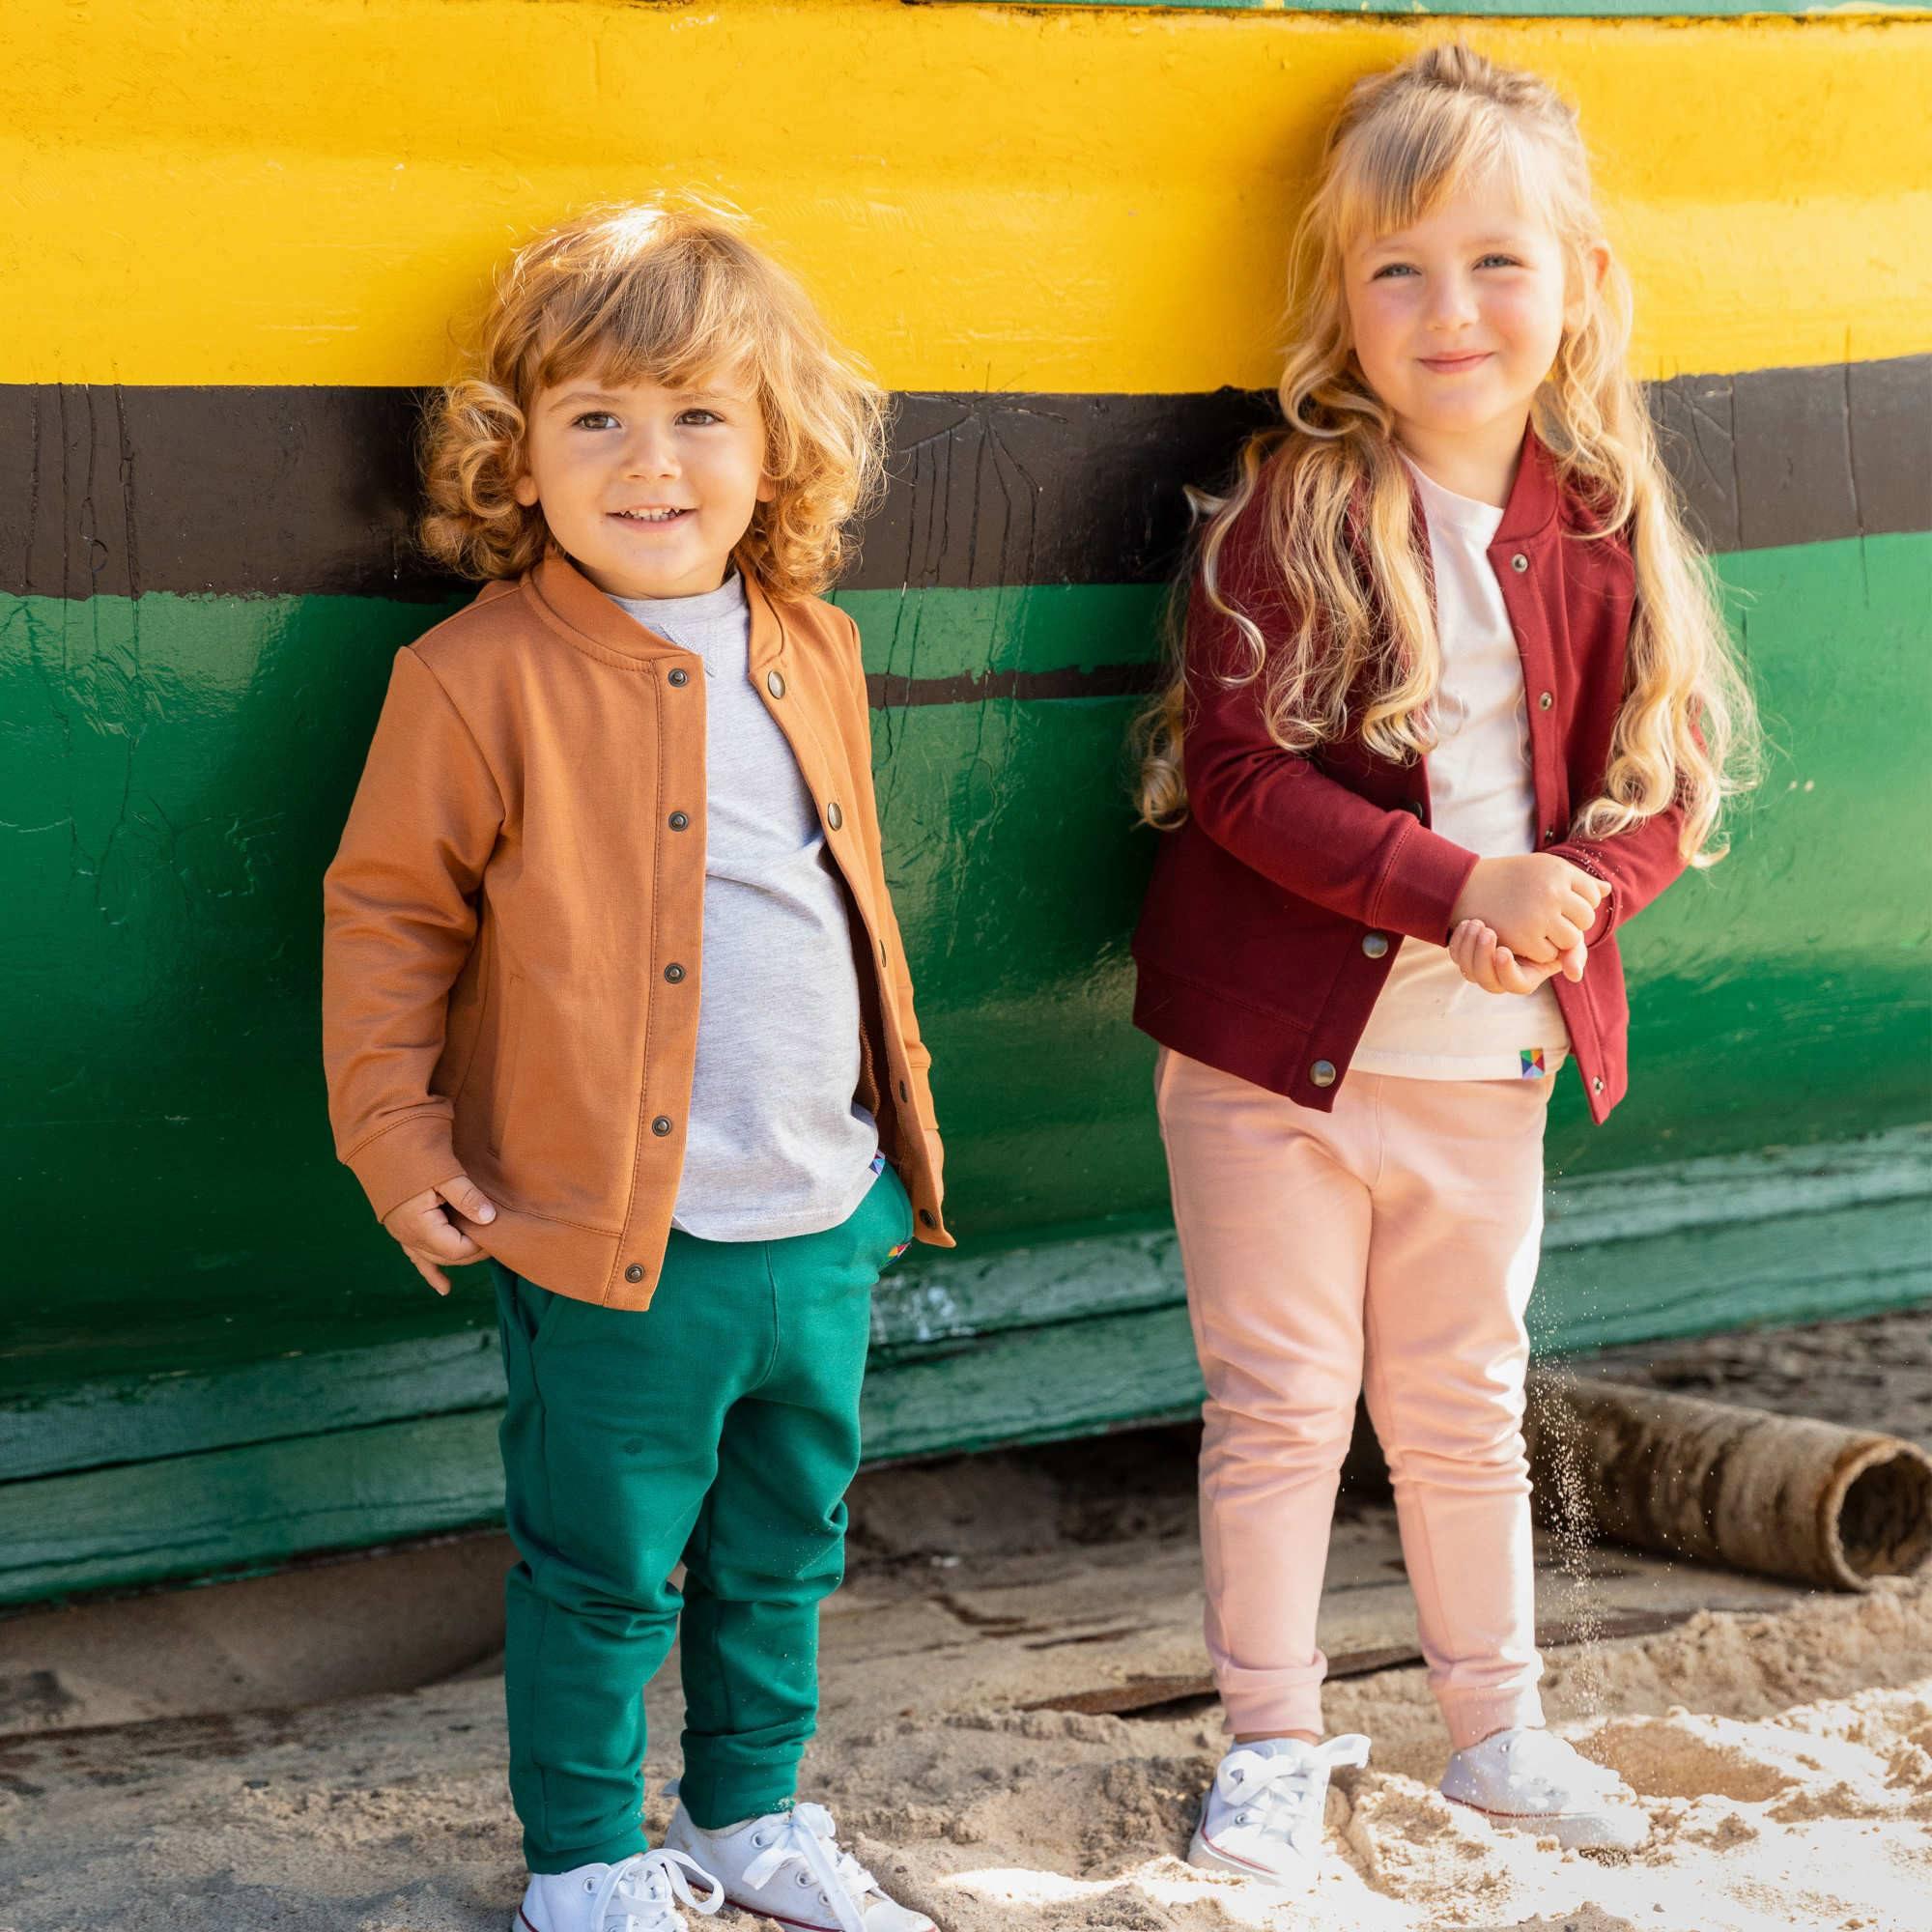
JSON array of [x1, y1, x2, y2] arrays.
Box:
[[1548, 804, 1689, 947], [1181, 498, 1479, 946], [322, 646, 504, 1222]]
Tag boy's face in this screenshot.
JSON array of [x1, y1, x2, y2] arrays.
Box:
[[513, 365, 775, 599]]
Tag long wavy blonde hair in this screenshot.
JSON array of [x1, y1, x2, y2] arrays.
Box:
[[1138, 44, 1757, 862], [419, 197, 888, 601]]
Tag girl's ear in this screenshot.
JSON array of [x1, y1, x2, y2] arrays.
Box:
[[755, 473, 779, 505], [512, 471, 541, 508], [1565, 239, 1611, 332]]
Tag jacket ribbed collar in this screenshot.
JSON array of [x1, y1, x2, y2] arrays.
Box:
[[522, 548, 788, 673]]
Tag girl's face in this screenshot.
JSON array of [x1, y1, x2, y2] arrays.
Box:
[[513, 363, 775, 599], [1343, 178, 1593, 479]]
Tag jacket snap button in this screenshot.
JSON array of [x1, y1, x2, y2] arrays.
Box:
[[1311, 1060, 1338, 1088], [1544, 827, 1559, 844], [624, 1264, 645, 1284], [1592, 1077, 1605, 1094], [918, 1208, 935, 1228], [651, 1115, 673, 1136], [668, 811, 690, 831], [1361, 932, 1389, 960], [664, 962, 685, 983], [1510, 553, 1529, 573], [1538, 691, 1553, 711], [879, 938, 888, 963], [897, 1079, 910, 1102], [826, 802, 843, 830], [667, 668, 689, 688], [767, 670, 786, 699], [1400, 799, 1425, 821]]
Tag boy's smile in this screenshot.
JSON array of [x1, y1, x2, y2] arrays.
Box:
[[514, 367, 775, 599]]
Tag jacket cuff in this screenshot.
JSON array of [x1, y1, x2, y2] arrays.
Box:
[[344, 1110, 463, 1224], [1371, 820, 1482, 946], [1547, 840, 1622, 944]]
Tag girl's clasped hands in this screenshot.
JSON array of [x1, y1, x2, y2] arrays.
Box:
[[1448, 853, 1608, 995]]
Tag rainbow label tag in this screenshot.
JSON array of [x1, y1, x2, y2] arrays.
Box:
[[1520, 1049, 1547, 1077]]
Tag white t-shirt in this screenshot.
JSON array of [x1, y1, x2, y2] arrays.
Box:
[[1350, 457, 1571, 1083], [610, 575, 880, 1241]]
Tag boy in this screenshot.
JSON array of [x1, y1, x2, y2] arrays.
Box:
[[324, 203, 947, 1932]]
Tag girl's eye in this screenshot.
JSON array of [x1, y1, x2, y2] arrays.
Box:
[[1476, 253, 1523, 270], [572, 412, 619, 431], [679, 409, 723, 427], [1371, 262, 1417, 281]]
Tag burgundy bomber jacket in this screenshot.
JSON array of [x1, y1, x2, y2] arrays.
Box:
[[1132, 430, 1690, 1126]]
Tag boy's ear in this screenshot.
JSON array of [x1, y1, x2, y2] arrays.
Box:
[[512, 472, 541, 508], [755, 474, 779, 505]]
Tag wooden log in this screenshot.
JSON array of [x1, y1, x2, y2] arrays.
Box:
[[1521, 1376, 1932, 1593]]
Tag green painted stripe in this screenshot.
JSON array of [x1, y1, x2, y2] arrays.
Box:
[[5, 1127, 1923, 1485], [1, 532, 1927, 1599], [5, 1163, 1926, 1604]]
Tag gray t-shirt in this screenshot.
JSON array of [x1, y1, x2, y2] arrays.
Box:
[[611, 574, 879, 1242]]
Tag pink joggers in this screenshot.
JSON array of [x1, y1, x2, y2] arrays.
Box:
[[1155, 1047, 1551, 1749]]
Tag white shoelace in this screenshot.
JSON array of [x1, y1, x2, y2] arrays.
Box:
[[1214, 1734, 1372, 1848], [740, 1803, 878, 1932], [587, 1849, 724, 1931]]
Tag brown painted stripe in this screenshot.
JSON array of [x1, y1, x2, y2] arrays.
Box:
[[4, 358, 1927, 603], [866, 661, 1163, 708]]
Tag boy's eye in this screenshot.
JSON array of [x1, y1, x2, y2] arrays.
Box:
[[679, 409, 723, 426], [1476, 253, 1524, 270], [572, 411, 619, 430], [1371, 262, 1417, 280]]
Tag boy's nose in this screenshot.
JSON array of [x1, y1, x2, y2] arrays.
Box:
[[625, 435, 680, 477]]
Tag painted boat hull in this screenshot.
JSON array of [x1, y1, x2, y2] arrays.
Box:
[[3, 0, 1928, 1603]]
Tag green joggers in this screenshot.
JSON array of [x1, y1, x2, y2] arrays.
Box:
[[492, 1161, 913, 1873]]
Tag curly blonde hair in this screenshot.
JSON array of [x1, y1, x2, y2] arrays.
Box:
[[419, 198, 888, 601], [1138, 44, 1758, 865]]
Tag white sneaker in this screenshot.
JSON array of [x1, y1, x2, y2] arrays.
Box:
[[663, 1799, 934, 1932], [1186, 1733, 1371, 1888], [1441, 1726, 1648, 1851], [515, 1849, 724, 1932]]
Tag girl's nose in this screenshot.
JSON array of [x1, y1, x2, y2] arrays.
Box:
[[1426, 276, 1479, 331]]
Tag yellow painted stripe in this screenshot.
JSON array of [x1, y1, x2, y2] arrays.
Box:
[[8, 0, 1929, 388]]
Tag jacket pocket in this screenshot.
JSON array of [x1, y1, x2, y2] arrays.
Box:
[[486, 972, 526, 1158], [442, 945, 491, 1105]]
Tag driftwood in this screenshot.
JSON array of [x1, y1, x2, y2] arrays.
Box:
[[1339, 1373, 1932, 1594], [1522, 1375, 1932, 1592]]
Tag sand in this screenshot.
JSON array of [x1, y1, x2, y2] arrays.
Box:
[[5, 1310, 1931, 1931], [4, 1576, 1929, 1930]]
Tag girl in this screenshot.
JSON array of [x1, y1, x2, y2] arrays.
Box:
[[324, 202, 946, 1932], [1132, 45, 1756, 1887]]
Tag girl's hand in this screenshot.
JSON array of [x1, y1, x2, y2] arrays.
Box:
[[1449, 919, 1586, 995], [1449, 854, 1607, 961], [382, 1174, 497, 1296]]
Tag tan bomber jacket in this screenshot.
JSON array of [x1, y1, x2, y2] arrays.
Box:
[[322, 552, 951, 1311]]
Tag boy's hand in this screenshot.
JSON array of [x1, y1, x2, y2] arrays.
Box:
[[1449, 919, 1586, 996], [1449, 854, 1606, 962], [382, 1174, 497, 1296]]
